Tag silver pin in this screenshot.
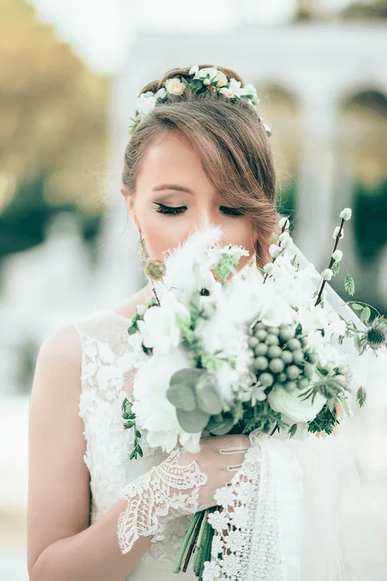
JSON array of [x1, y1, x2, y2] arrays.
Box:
[[219, 447, 249, 454]]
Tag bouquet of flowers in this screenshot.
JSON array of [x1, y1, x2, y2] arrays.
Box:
[[121, 209, 387, 579]]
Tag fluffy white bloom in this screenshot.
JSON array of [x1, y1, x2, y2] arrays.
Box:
[[268, 385, 327, 423], [140, 292, 189, 353], [332, 249, 343, 262], [340, 208, 352, 221], [269, 244, 281, 258], [333, 226, 344, 240], [228, 77, 242, 97], [323, 268, 333, 281], [208, 510, 228, 532], [263, 263, 274, 274], [279, 231, 290, 244], [162, 226, 222, 304], [279, 216, 290, 229]]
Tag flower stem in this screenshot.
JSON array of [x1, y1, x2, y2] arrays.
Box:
[[173, 511, 201, 574], [182, 510, 206, 572], [192, 509, 209, 574]]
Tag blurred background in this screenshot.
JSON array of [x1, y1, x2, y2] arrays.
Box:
[[0, 0, 387, 578]]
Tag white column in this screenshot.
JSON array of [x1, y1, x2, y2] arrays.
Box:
[[294, 93, 338, 272]]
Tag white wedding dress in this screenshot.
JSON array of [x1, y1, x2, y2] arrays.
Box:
[[73, 308, 198, 581], [73, 307, 387, 581]]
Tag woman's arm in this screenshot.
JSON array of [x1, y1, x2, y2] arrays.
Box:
[[27, 324, 153, 581]]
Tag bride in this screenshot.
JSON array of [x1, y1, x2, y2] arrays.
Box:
[[26, 64, 387, 581]]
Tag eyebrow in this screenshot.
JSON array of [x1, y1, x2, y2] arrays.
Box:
[[152, 184, 193, 194]]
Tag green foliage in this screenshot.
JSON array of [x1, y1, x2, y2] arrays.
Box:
[[121, 398, 143, 459], [307, 403, 338, 435], [288, 424, 298, 438], [360, 306, 371, 324], [356, 386, 367, 407], [344, 274, 355, 296], [214, 253, 241, 286]]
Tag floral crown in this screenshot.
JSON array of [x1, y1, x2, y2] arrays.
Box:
[[128, 64, 271, 137]]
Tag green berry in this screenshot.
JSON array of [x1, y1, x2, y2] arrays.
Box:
[[254, 356, 268, 371], [266, 326, 280, 336], [265, 334, 280, 346], [278, 372, 288, 383], [286, 338, 302, 351], [292, 350, 304, 365], [298, 377, 310, 389], [304, 363, 315, 379], [269, 358, 285, 374], [306, 350, 318, 364], [279, 327, 293, 342], [248, 336, 259, 348], [284, 381, 297, 392], [255, 343, 268, 356], [286, 365, 301, 380], [259, 372, 274, 387], [281, 350, 293, 365], [256, 329, 268, 341], [267, 345, 282, 359]]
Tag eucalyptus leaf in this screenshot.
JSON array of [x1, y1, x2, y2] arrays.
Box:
[[195, 373, 222, 415], [206, 415, 235, 436], [167, 382, 196, 411], [176, 406, 210, 433]]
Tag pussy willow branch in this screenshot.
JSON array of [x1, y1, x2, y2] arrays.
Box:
[[262, 222, 289, 284], [315, 217, 345, 307]]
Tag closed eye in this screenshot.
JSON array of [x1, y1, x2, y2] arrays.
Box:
[[220, 206, 244, 216], [154, 203, 187, 215]]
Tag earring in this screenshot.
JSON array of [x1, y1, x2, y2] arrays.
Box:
[[138, 231, 150, 262]]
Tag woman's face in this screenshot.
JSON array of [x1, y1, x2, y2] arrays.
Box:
[[126, 131, 256, 266]]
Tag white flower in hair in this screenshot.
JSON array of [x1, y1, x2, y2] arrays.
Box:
[[165, 78, 186, 96], [214, 71, 228, 87], [136, 91, 157, 116]]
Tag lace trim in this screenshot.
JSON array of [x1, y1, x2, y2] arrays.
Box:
[[117, 448, 208, 555], [202, 432, 263, 581]]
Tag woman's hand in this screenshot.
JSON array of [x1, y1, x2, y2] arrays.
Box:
[[179, 434, 250, 510]]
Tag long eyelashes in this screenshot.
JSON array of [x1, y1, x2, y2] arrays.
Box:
[[154, 203, 187, 215], [154, 203, 244, 217]]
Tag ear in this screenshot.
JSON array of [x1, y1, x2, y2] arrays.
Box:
[[125, 193, 141, 232]]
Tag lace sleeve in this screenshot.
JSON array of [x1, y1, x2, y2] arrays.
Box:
[[117, 448, 208, 554]]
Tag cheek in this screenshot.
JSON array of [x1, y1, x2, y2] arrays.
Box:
[[140, 214, 190, 260], [219, 219, 256, 265]]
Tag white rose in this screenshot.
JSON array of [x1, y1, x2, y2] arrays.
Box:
[[165, 78, 186, 96], [268, 385, 327, 423], [214, 71, 228, 87]]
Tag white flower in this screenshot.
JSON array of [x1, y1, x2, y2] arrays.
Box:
[[228, 77, 242, 97], [214, 71, 228, 87], [219, 87, 233, 98], [225, 529, 245, 552], [323, 268, 333, 281], [208, 510, 228, 532], [229, 505, 250, 528], [136, 92, 156, 115], [333, 226, 344, 240], [269, 244, 281, 258], [222, 553, 240, 576], [141, 293, 189, 353], [189, 64, 199, 76], [340, 208, 352, 221], [332, 249, 343, 262], [164, 78, 185, 96], [268, 385, 327, 423], [240, 83, 259, 104]]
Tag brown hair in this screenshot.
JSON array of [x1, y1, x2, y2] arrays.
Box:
[[121, 64, 281, 268]]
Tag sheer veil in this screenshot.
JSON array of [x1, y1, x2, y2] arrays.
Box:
[[281, 241, 387, 580]]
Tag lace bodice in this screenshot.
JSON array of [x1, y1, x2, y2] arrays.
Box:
[[73, 308, 197, 580]]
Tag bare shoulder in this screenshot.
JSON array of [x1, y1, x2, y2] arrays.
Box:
[[32, 323, 82, 406]]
